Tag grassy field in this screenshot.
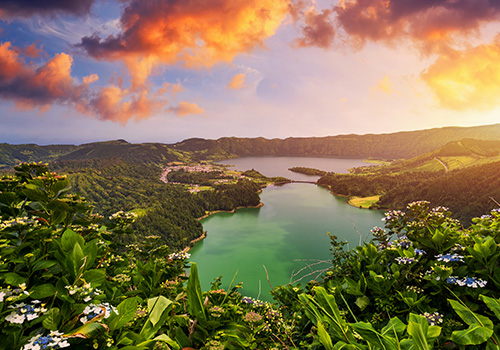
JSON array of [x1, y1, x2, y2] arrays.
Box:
[[348, 195, 380, 208]]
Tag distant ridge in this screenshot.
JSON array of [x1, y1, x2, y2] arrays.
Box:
[[171, 123, 500, 159], [2, 123, 500, 167]]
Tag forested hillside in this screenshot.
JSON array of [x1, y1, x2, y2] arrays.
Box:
[[50, 159, 263, 250], [378, 160, 500, 223], [172, 123, 500, 159]]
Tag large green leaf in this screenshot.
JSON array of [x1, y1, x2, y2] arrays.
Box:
[[480, 295, 500, 321], [407, 321, 429, 350], [67, 322, 106, 338], [108, 297, 138, 331], [351, 321, 399, 350], [2, 272, 27, 286], [381, 316, 406, 340], [30, 283, 56, 299], [140, 295, 173, 340], [61, 229, 84, 252], [449, 299, 494, 328], [318, 321, 334, 350], [186, 263, 206, 322], [42, 307, 61, 331], [82, 269, 106, 287], [147, 296, 172, 327], [451, 325, 494, 345], [70, 242, 85, 279]]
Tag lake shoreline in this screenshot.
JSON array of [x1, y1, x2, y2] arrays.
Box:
[[181, 202, 265, 253]]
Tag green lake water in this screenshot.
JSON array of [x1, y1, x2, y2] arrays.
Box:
[[189, 157, 384, 301]]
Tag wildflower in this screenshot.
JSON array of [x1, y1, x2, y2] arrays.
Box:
[[111, 274, 131, 284], [80, 303, 118, 324], [446, 276, 487, 288], [396, 237, 412, 249], [5, 301, 47, 324], [415, 249, 426, 255], [244, 311, 263, 323], [382, 210, 404, 221], [168, 252, 191, 260], [241, 297, 254, 304], [422, 312, 443, 326], [406, 286, 423, 294], [23, 331, 70, 350], [65, 282, 101, 302], [370, 227, 386, 238], [209, 289, 226, 295], [209, 306, 224, 317], [435, 254, 464, 263], [395, 257, 416, 265]]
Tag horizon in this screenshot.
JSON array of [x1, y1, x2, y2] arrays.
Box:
[[3, 121, 500, 146], [2, 1, 500, 145]]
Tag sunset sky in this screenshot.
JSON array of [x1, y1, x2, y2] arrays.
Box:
[[1, 0, 500, 145]]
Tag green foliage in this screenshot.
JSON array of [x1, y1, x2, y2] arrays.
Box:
[[4, 164, 500, 350], [288, 167, 328, 176]]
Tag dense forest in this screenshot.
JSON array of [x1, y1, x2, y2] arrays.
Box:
[[318, 160, 500, 224], [50, 159, 263, 250]]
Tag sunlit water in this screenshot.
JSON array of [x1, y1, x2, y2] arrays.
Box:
[[189, 157, 384, 301]]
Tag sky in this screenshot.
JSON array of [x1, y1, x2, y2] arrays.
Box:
[[1, 0, 500, 145]]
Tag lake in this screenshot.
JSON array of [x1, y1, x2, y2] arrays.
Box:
[[189, 157, 384, 300], [217, 156, 372, 181]]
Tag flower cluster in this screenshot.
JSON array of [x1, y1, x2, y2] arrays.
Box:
[[422, 312, 443, 326], [0, 217, 39, 230], [0, 284, 30, 302], [5, 301, 47, 324], [111, 274, 132, 284], [435, 254, 464, 263], [395, 236, 412, 249], [382, 210, 404, 222], [80, 303, 118, 324], [168, 252, 190, 260], [244, 311, 263, 323], [406, 286, 423, 294], [446, 276, 487, 288], [415, 249, 426, 255], [65, 282, 101, 302], [395, 257, 416, 265], [109, 211, 137, 223], [241, 297, 265, 307], [209, 306, 224, 317], [22, 331, 70, 350]]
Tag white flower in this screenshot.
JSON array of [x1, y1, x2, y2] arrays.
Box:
[[6, 312, 25, 324]]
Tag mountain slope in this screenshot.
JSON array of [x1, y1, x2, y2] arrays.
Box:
[[171, 123, 500, 160]]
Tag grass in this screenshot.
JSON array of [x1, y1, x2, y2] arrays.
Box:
[[348, 195, 380, 208]]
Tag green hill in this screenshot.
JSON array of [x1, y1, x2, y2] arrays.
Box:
[[379, 138, 500, 173], [172, 123, 500, 160]]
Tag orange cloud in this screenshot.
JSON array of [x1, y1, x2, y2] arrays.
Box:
[[421, 39, 500, 111], [78, 0, 290, 87], [79, 85, 166, 124], [83, 74, 99, 85], [334, 0, 500, 52], [294, 7, 336, 48], [0, 41, 172, 123], [159, 82, 184, 96], [169, 101, 205, 117], [228, 73, 247, 90]]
